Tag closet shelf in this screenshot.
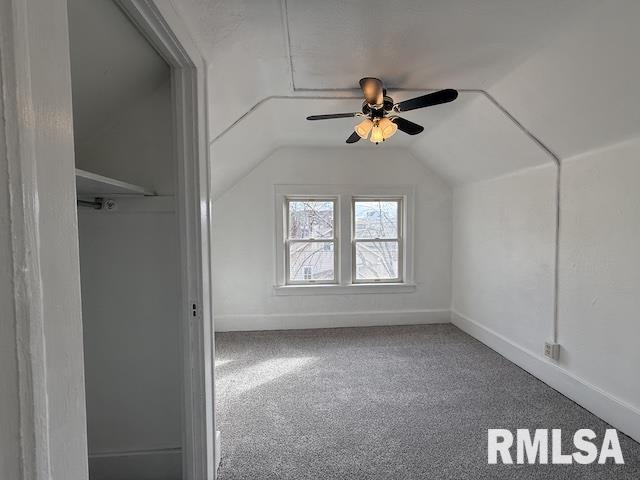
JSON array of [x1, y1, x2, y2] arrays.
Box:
[[75, 169, 155, 196]]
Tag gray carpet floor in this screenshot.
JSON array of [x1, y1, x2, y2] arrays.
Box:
[[215, 324, 640, 479]]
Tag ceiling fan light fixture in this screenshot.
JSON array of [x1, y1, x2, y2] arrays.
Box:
[[378, 117, 398, 140], [369, 122, 384, 144], [355, 118, 374, 139]]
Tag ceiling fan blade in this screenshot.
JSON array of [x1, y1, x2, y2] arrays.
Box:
[[346, 131, 361, 144], [306, 112, 358, 120], [395, 89, 458, 112], [392, 117, 424, 135], [359, 77, 384, 106]]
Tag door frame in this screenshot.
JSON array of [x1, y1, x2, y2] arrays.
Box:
[[114, 2, 216, 479]]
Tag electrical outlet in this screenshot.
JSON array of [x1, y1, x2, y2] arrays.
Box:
[[544, 342, 560, 360]]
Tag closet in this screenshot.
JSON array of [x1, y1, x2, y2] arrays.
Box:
[[68, 0, 183, 478]]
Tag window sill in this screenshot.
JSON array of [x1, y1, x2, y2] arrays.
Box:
[[273, 283, 417, 296]]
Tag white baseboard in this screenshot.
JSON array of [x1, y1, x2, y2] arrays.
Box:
[[215, 309, 450, 332], [88, 448, 181, 480], [451, 310, 640, 443]]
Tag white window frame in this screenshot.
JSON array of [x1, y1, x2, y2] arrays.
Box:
[[284, 196, 339, 285], [275, 185, 416, 295], [351, 197, 404, 284]]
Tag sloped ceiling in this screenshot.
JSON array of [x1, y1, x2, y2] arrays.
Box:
[[489, 0, 640, 159], [68, 0, 169, 145], [173, 0, 640, 194], [212, 92, 552, 197]]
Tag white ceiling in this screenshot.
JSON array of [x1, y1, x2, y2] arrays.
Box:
[[173, 0, 291, 139], [172, 0, 640, 193], [68, 0, 169, 144], [285, 0, 584, 91], [175, 0, 588, 138], [489, 0, 640, 159]]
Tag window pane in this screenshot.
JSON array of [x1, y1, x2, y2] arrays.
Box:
[[289, 241, 334, 281], [288, 200, 334, 239], [354, 200, 399, 239], [355, 241, 399, 280]]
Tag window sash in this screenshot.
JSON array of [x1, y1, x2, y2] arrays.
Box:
[[352, 198, 401, 241], [351, 197, 403, 283], [286, 197, 336, 240], [285, 197, 338, 285], [285, 239, 337, 284]]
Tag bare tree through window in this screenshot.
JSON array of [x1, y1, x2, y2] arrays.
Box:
[[353, 199, 401, 281], [287, 200, 336, 282], [284, 197, 403, 285]]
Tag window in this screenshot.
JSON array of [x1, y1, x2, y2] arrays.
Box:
[[276, 186, 414, 293], [352, 198, 402, 282], [302, 266, 313, 280], [285, 199, 337, 284]]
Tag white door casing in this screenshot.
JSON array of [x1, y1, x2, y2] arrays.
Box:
[[1, 0, 215, 478], [1, 0, 88, 478], [114, 2, 217, 479]]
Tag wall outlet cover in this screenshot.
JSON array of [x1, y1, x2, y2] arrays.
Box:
[[544, 342, 560, 361]]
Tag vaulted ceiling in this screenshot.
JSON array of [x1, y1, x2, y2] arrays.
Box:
[[173, 0, 640, 197]]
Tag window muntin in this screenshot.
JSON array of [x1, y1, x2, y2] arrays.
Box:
[[352, 198, 402, 283], [285, 199, 337, 284]]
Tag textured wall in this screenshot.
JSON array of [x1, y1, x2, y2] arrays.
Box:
[[451, 148, 640, 440], [558, 137, 640, 414], [452, 164, 557, 354]]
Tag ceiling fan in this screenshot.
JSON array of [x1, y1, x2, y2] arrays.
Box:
[[306, 77, 458, 144]]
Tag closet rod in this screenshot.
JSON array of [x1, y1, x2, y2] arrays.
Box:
[[77, 197, 103, 209]]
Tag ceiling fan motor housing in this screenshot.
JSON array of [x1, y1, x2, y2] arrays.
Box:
[[362, 96, 394, 118]]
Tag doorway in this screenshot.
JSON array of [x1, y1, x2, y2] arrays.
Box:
[[66, 1, 215, 478]]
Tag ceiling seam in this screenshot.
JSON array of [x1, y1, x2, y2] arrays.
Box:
[[210, 95, 362, 144], [210, 89, 560, 164], [280, 0, 296, 91]]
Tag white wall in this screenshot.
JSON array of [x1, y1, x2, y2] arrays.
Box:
[[558, 137, 640, 421], [212, 146, 452, 331], [78, 207, 182, 477], [75, 79, 175, 195], [452, 164, 557, 354], [75, 76, 182, 477], [451, 147, 640, 441], [67, 0, 169, 144]]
